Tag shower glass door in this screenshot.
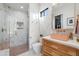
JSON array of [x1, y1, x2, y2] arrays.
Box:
[[0, 4, 9, 56]]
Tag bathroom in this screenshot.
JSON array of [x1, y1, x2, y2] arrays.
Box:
[[0, 3, 79, 56]]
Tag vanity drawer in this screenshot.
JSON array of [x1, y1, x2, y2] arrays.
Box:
[[42, 45, 69, 56], [42, 39, 76, 56]]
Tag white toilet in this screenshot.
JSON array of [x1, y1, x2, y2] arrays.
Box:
[[32, 42, 42, 54], [32, 38, 42, 54]]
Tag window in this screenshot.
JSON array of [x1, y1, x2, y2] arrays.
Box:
[[40, 8, 48, 17]]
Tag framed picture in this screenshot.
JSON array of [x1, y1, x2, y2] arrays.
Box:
[[67, 17, 74, 26], [75, 16, 79, 35]]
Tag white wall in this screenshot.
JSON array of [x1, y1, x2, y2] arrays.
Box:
[[52, 3, 75, 29], [39, 3, 53, 36], [39, 3, 75, 35], [29, 3, 40, 49], [75, 4, 79, 17], [6, 9, 28, 47]]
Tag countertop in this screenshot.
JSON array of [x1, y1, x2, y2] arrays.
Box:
[[42, 35, 79, 49]]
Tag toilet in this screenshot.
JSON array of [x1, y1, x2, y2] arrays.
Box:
[[32, 42, 42, 54], [32, 38, 42, 54]]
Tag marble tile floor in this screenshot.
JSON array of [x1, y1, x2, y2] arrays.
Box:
[[0, 49, 41, 56], [0, 49, 9, 56], [18, 49, 41, 56]]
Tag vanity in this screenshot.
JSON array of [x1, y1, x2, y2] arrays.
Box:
[[41, 35, 79, 56]]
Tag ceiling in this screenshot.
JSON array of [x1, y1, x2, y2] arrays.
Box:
[[4, 3, 29, 12]]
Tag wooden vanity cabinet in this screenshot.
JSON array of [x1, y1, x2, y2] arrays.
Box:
[[41, 39, 79, 56]]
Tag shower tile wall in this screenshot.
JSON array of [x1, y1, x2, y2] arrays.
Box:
[[7, 10, 27, 46], [7, 10, 28, 56]]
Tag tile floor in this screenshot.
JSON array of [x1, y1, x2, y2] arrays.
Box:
[[0, 49, 9, 56], [18, 49, 41, 56], [0, 49, 41, 56]]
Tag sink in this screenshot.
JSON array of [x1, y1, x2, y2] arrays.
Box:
[[50, 34, 69, 41]]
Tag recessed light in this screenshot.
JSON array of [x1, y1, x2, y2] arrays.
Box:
[[20, 6, 23, 8], [52, 3, 57, 6]]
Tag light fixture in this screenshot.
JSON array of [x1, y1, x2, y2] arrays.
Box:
[[20, 6, 24, 9], [52, 3, 57, 6]]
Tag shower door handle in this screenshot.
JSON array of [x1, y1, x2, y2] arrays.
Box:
[[1, 28, 6, 32], [1, 28, 4, 32]]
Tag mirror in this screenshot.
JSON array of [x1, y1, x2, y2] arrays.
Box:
[[55, 15, 62, 29]]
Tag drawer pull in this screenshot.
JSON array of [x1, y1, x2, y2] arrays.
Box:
[[51, 45, 58, 49]]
